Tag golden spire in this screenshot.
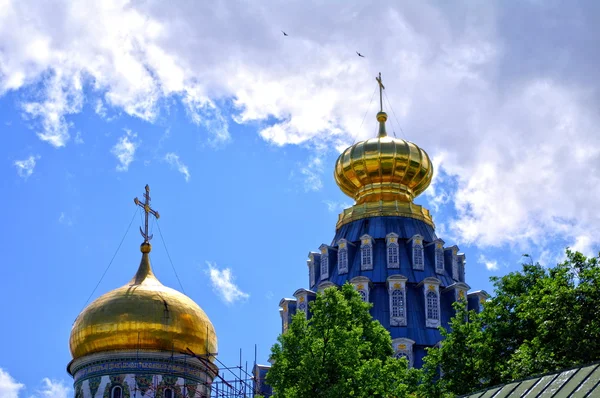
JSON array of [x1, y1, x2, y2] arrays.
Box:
[[134, 184, 160, 253], [375, 72, 388, 137]]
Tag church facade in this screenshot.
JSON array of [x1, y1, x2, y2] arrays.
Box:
[[277, 80, 488, 370]]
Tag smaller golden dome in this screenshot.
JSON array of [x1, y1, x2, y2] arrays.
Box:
[[335, 112, 433, 204], [69, 247, 217, 361], [333, 109, 434, 228]]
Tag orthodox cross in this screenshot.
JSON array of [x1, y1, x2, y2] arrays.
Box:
[[376, 72, 385, 112], [134, 184, 160, 242]]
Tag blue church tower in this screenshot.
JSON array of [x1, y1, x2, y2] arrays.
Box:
[[271, 75, 488, 381]]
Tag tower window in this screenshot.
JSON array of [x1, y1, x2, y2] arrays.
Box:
[[320, 251, 329, 280], [413, 243, 424, 270], [387, 243, 399, 268], [390, 288, 406, 326], [435, 244, 444, 274], [358, 289, 367, 302], [111, 386, 122, 398], [426, 290, 439, 323], [338, 247, 348, 274], [451, 249, 459, 280], [361, 241, 373, 270], [164, 388, 173, 398]]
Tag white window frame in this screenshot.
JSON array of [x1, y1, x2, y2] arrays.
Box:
[[386, 233, 400, 268], [446, 246, 459, 281], [351, 276, 371, 303], [307, 252, 317, 287], [320, 245, 329, 280], [420, 278, 441, 328], [411, 234, 424, 270], [392, 338, 415, 368], [337, 239, 349, 274], [434, 240, 445, 274], [387, 275, 408, 327], [360, 234, 373, 270]]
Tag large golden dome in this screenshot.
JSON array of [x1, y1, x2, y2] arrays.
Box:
[[69, 243, 217, 361], [333, 110, 434, 228]]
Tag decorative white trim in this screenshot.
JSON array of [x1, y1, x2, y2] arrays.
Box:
[[457, 253, 466, 282], [392, 338, 415, 368], [410, 234, 424, 270], [387, 275, 408, 326], [386, 233, 400, 268], [319, 244, 329, 280], [293, 289, 316, 319], [307, 252, 318, 288], [279, 298, 297, 332], [360, 234, 373, 270], [419, 277, 441, 328], [433, 239, 445, 274], [317, 281, 337, 293], [337, 239, 349, 274], [350, 276, 371, 302], [445, 246, 459, 281]]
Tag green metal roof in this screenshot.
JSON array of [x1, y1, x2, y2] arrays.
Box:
[[461, 363, 600, 398]]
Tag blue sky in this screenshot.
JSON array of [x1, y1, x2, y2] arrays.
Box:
[[2, 0, 600, 396]]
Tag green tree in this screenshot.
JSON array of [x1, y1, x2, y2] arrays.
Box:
[[267, 283, 419, 398], [422, 249, 600, 396]]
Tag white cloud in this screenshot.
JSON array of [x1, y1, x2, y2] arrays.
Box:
[[323, 200, 352, 213], [164, 152, 190, 182], [13, 155, 39, 179], [300, 156, 324, 192], [205, 262, 249, 304], [31, 378, 71, 398], [1, 0, 600, 254], [111, 130, 138, 171], [0, 369, 24, 398], [570, 235, 597, 258], [478, 254, 499, 271], [74, 131, 84, 144]]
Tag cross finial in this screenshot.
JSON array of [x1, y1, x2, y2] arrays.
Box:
[[376, 72, 385, 112], [134, 184, 160, 245]]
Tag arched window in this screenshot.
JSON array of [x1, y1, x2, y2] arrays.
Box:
[[387, 243, 399, 268], [426, 291, 439, 321], [391, 289, 405, 319], [394, 351, 409, 361], [111, 386, 122, 398], [361, 244, 372, 269], [320, 252, 329, 280], [164, 388, 173, 398], [435, 243, 444, 273], [338, 247, 348, 274], [413, 243, 424, 270], [358, 289, 367, 302]]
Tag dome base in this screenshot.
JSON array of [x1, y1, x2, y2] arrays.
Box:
[[336, 200, 434, 230]]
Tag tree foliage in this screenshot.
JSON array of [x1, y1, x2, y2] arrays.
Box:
[[423, 249, 600, 396], [267, 283, 419, 398]]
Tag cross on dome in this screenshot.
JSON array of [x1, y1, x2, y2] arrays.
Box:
[[134, 184, 160, 251]]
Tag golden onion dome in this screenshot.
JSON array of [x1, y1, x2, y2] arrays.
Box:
[[333, 110, 434, 228], [69, 243, 217, 361]]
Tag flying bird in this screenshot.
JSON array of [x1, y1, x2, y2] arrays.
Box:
[[356, 51, 365, 58], [282, 30, 288, 36]]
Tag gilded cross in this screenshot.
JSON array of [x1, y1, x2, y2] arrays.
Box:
[[134, 184, 160, 242], [376, 72, 385, 112]]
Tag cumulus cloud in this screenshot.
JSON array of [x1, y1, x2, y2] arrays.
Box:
[[32, 378, 71, 398], [2, 0, 600, 254], [206, 262, 249, 304], [164, 152, 190, 182], [300, 156, 324, 192], [111, 130, 138, 171], [478, 254, 499, 272], [0, 369, 24, 398], [13, 155, 39, 179]]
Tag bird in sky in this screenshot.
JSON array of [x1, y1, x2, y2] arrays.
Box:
[[356, 51, 365, 58], [282, 30, 288, 36]]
